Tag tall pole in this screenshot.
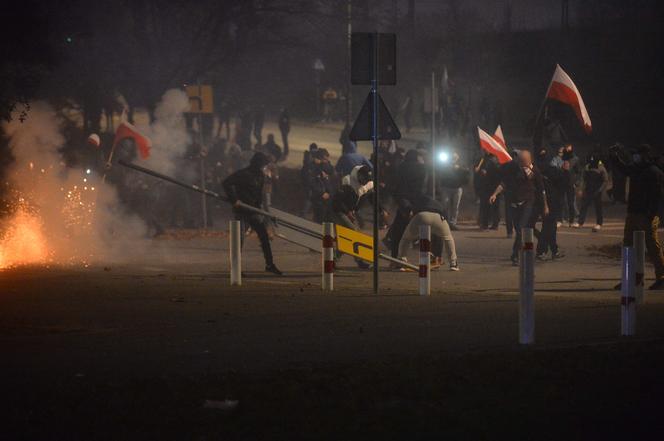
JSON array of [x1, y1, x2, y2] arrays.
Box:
[[198, 81, 208, 229], [372, 33, 380, 295], [431, 71, 436, 199], [346, 0, 353, 126]]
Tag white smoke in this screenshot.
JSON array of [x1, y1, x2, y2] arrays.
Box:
[[1, 101, 148, 266]]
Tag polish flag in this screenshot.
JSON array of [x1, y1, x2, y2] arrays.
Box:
[[112, 121, 151, 159], [478, 127, 512, 164], [493, 125, 507, 149], [545, 64, 592, 133]]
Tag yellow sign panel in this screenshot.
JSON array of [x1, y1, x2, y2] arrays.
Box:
[[335, 225, 374, 262], [186, 85, 214, 113]]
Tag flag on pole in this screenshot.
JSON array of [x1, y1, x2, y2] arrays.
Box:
[[493, 125, 507, 149], [545, 64, 592, 133], [478, 127, 512, 164], [112, 121, 151, 159]]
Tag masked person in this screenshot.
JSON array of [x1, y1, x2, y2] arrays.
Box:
[[578, 153, 608, 232], [223, 152, 283, 275], [490, 150, 548, 266], [439, 151, 470, 230], [474, 152, 501, 231], [610, 144, 664, 290]]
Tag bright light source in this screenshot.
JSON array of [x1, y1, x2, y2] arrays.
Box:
[[438, 151, 450, 163], [86, 169, 91, 175]]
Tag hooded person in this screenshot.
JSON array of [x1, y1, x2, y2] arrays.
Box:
[[309, 148, 335, 223], [223, 152, 283, 275], [335, 140, 373, 177]]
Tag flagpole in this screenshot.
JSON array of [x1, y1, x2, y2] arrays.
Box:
[[532, 68, 555, 150]]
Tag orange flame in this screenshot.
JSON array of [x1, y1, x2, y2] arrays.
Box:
[[0, 205, 50, 269]]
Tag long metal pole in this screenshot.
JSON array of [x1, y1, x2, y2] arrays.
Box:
[[431, 71, 436, 199], [198, 82, 208, 229], [346, 0, 353, 127], [372, 33, 380, 295]]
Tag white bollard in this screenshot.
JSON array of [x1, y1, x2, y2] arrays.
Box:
[[621, 246, 636, 336], [519, 228, 535, 344], [419, 225, 431, 296], [322, 222, 335, 291], [230, 220, 242, 286], [633, 231, 645, 304]]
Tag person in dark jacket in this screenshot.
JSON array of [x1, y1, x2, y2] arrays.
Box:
[[474, 152, 501, 230], [535, 147, 566, 260], [309, 149, 334, 223], [223, 152, 283, 275], [385, 149, 429, 258], [278, 108, 290, 157], [299, 143, 318, 217], [335, 140, 372, 177], [611, 144, 664, 290], [578, 154, 608, 231], [438, 151, 469, 230], [252, 106, 265, 146], [490, 150, 548, 265], [260, 134, 282, 162]]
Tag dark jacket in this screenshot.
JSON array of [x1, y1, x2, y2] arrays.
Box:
[[223, 153, 269, 214], [613, 159, 663, 217], [309, 163, 335, 202], [411, 194, 447, 219], [439, 162, 470, 189], [538, 156, 566, 207], [500, 160, 546, 205], [394, 149, 428, 210], [583, 163, 609, 196]]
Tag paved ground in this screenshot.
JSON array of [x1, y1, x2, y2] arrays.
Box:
[[2, 200, 664, 439]]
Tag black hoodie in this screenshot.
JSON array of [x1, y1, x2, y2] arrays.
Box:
[[223, 152, 270, 213]]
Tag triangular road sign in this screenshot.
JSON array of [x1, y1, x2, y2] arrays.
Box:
[[349, 92, 401, 141]]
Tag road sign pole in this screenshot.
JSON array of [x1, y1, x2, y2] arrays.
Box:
[[431, 71, 436, 199], [372, 32, 380, 295]]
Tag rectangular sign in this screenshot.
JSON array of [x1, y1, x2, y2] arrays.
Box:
[[335, 225, 374, 262], [186, 85, 214, 113], [269, 207, 322, 252]]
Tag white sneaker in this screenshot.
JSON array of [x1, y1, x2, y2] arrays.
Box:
[[556, 222, 562, 228], [571, 222, 580, 228], [449, 261, 460, 271], [592, 224, 601, 232]]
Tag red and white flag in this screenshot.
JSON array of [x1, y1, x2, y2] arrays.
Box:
[[112, 121, 151, 159], [545, 64, 592, 133], [493, 125, 507, 149], [478, 127, 512, 164]]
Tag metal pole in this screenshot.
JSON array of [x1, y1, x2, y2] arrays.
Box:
[[519, 228, 535, 344], [322, 222, 335, 291], [372, 33, 380, 295], [346, 0, 353, 127], [419, 225, 431, 296], [230, 220, 242, 286], [198, 82, 208, 229], [621, 246, 636, 336], [633, 230, 645, 304], [431, 71, 436, 199]]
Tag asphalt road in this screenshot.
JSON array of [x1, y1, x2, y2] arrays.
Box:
[[2, 203, 664, 439]]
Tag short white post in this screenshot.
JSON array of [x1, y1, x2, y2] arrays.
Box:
[[230, 220, 242, 286], [633, 231, 645, 304], [621, 246, 636, 336], [419, 225, 431, 296], [322, 222, 335, 291], [519, 228, 535, 344]]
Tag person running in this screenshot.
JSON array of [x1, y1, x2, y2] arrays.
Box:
[[223, 152, 283, 275], [577, 153, 608, 232], [490, 150, 548, 266]]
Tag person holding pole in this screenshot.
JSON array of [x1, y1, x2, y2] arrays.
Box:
[[223, 152, 283, 276], [490, 150, 548, 266]]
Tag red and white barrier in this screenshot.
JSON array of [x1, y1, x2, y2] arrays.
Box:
[[230, 220, 242, 286], [633, 231, 645, 304], [519, 228, 535, 344], [621, 246, 636, 336], [322, 222, 335, 292], [419, 225, 431, 296]]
